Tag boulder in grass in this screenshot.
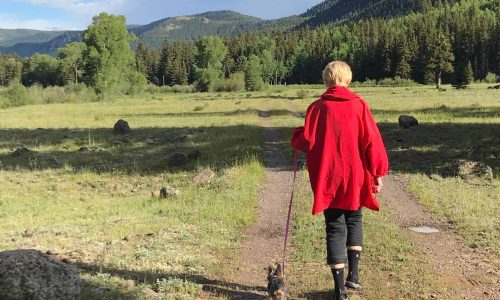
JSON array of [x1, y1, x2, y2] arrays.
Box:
[[193, 168, 215, 184], [0, 249, 81, 300], [159, 186, 180, 198], [456, 160, 493, 182], [398, 115, 419, 129], [113, 119, 131, 134], [167, 153, 187, 167], [13, 146, 34, 157]]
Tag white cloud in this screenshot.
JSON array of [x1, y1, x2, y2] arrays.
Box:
[[0, 13, 77, 30]]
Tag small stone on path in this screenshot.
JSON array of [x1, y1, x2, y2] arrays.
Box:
[[410, 226, 440, 234]]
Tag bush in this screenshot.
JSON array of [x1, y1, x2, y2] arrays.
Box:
[[194, 67, 220, 92], [5, 82, 32, 107], [171, 85, 194, 93], [296, 89, 310, 99], [377, 76, 417, 86], [214, 72, 246, 92], [126, 72, 148, 95], [484, 72, 498, 84]]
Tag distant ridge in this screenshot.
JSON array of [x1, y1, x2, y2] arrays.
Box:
[[0, 0, 446, 57]]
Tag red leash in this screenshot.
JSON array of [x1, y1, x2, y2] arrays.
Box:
[[282, 150, 298, 276]]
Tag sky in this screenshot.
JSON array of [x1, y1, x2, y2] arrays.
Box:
[[0, 0, 324, 31]]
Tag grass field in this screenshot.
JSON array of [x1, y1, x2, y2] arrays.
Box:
[[0, 84, 498, 299]]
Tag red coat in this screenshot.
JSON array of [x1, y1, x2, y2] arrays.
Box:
[[291, 86, 389, 215]]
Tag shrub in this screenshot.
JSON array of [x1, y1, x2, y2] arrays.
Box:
[[171, 85, 194, 93], [194, 67, 220, 92], [126, 72, 148, 95], [214, 72, 246, 92], [5, 82, 32, 107], [484, 72, 498, 84], [377, 76, 417, 86], [296, 89, 310, 99]]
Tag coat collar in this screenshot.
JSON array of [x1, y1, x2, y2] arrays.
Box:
[[321, 85, 353, 101]]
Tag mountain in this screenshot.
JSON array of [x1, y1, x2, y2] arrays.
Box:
[[0, 0, 436, 56], [131, 10, 265, 48], [300, 0, 424, 27], [0, 31, 82, 57], [0, 29, 64, 47]]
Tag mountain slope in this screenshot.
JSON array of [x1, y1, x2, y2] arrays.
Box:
[[131, 10, 265, 48], [0, 29, 64, 47], [0, 1, 443, 56], [301, 0, 424, 27], [0, 31, 82, 57]]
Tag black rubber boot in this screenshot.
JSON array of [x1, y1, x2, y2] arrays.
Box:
[[346, 250, 362, 289], [332, 268, 348, 300]]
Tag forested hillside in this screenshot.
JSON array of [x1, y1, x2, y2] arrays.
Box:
[[0, 29, 64, 47], [130, 11, 265, 48], [0, 0, 442, 56], [0, 0, 498, 92], [301, 0, 457, 26], [0, 31, 82, 57], [132, 0, 498, 88]]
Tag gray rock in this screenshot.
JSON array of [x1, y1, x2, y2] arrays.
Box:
[[456, 160, 494, 181], [167, 153, 187, 167], [12, 146, 34, 157], [113, 119, 131, 134], [398, 115, 419, 129], [160, 186, 180, 198], [0, 249, 81, 300], [193, 168, 215, 184]]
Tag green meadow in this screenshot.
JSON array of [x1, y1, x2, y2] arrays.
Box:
[[0, 84, 498, 299]]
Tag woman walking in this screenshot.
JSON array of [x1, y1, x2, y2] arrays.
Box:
[[291, 61, 389, 300]]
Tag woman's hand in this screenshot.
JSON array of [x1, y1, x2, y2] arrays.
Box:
[[373, 177, 383, 194]]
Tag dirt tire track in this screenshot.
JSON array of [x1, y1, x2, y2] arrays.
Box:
[[231, 113, 293, 298], [379, 175, 500, 299], [203, 110, 293, 299]]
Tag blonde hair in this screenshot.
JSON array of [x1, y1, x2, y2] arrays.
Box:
[[322, 61, 352, 87]]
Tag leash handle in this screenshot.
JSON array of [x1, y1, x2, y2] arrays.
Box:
[[283, 150, 298, 276]]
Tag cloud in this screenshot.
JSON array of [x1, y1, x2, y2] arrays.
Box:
[[0, 13, 76, 30]]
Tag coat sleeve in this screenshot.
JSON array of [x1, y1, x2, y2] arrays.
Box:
[[291, 126, 308, 153], [361, 102, 389, 177]]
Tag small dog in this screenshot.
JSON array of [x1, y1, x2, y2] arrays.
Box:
[[267, 263, 286, 300]]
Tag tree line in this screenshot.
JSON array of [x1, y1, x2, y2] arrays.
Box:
[[0, 0, 498, 94]]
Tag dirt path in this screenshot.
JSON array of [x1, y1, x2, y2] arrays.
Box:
[[379, 175, 500, 299], [202, 110, 293, 299], [204, 106, 498, 299]]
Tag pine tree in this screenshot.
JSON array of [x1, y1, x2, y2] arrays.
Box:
[[427, 32, 454, 89], [395, 39, 413, 79], [453, 61, 474, 89]]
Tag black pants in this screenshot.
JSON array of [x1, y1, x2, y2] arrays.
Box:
[[324, 208, 363, 265]]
